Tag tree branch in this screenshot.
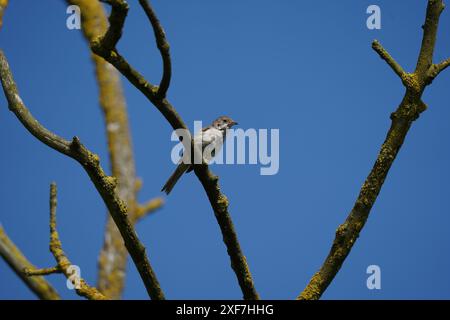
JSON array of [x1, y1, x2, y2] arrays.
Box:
[[45, 183, 107, 300], [415, 0, 446, 77], [299, 0, 448, 300], [0, 51, 165, 300], [0, 0, 7, 29], [91, 0, 259, 299], [372, 40, 406, 79], [135, 197, 164, 222], [99, 0, 129, 49], [194, 165, 259, 299], [426, 57, 450, 83], [0, 225, 61, 300], [91, 1, 186, 131], [23, 266, 61, 276]]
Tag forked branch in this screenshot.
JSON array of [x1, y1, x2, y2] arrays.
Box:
[[0, 51, 165, 300], [91, 0, 259, 299], [139, 0, 172, 99], [426, 57, 450, 83], [23, 266, 61, 276], [0, 225, 61, 300], [47, 183, 107, 300]]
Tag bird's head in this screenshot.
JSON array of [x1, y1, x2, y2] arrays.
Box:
[[212, 116, 238, 131]]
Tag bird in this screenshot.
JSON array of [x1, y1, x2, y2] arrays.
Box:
[[161, 115, 238, 194]]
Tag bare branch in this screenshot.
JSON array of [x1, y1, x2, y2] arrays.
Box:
[[139, 0, 172, 99], [0, 51, 165, 300], [23, 266, 61, 276], [47, 183, 107, 300], [0, 225, 61, 300], [194, 165, 259, 299], [0, 0, 61, 301], [415, 0, 446, 77], [67, 0, 144, 299], [135, 197, 164, 221], [299, 0, 447, 300], [0, 0, 7, 29], [92, 0, 259, 299], [90, 44, 187, 131], [91, 0, 186, 131], [99, 0, 129, 49], [426, 57, 450, 83], [372, 40, 406, 79]]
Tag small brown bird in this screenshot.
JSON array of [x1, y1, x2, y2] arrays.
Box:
[[162, 116, 238, 194]]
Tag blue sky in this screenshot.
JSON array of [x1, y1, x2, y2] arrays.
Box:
[[1, 1, 449, 299]]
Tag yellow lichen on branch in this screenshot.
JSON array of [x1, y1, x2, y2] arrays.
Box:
[[19, 184, 106, 300], [0, 50, 165, 300], [0, 226, 61, 300], [90, 0, 259, 300], [299, 0, 449, 300], [67, 0, 165, 299], [0, 0, 7, 28]]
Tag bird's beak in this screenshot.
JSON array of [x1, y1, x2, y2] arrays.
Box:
[[231, 121, 238, 126]]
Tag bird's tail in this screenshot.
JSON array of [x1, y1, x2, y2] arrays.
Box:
[[161, 162, 191, 194]]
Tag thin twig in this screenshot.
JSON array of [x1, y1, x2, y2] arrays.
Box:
[[139, 0, 172, 99], [0, 0, 59, 301], [0, 225, 61, 300], [299, 0, 448, 300], [415, 0, 446, 77], [91, 0, 259, 299], [372, 40, 406, 79], [47, 183, 107, 300], [0, 51, 165, 300], [23, 266, 61, 276], [99, 0, 129, 49]]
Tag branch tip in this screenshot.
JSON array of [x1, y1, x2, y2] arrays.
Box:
[[372, 39, 406, 79], [299, 0, 447, 300], [138, 0, 172, 99], [0, 50, 164, 300], [136, 197, 164, 221]]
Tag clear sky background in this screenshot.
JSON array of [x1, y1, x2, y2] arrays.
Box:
[[0, 1, 449, 300]]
